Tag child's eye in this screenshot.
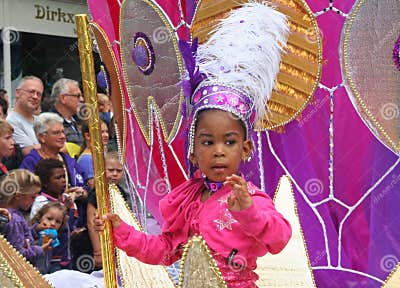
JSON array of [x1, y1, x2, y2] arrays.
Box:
[[202, 141, 213, 146], [226, 140, 236, 145]]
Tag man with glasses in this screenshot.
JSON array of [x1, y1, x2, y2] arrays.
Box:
[[51, 78, 84, 147], [7, 76, 43, 155]]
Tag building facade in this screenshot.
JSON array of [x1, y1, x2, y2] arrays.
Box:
[[0, 0, 89, 105]]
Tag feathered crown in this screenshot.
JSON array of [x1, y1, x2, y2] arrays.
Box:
[[180, 1, 289, 156]]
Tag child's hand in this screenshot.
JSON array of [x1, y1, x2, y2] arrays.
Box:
[[35, 222, 48, 232], [94, 213, 122, 232], [65, 187, 87, 201], [224, 174, 253, 212], [71, 227, 86, 238], [41, 239, 53, 251], [0, 208, 11, 222]]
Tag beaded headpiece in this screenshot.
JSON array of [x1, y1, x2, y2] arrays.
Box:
[[180, 1, 289, 158]]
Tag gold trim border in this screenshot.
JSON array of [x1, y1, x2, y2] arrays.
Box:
[[342, 0, 399, 152], [119, 0, 184, 146], [90, 22, 128, 163], [108, 184, 176, 287], [0, 234, 54, 288], [178, 235, 227, 288], [382, 262, 400, 287], [273, 175, 317, 287]]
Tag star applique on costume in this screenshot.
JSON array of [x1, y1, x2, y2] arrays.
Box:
[[214, 209, 238, 231], [218, 195, 229, 206]]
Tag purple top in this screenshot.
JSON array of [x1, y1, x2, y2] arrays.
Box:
[[3, 208, 43, 263], [19, 149, 86, 187]]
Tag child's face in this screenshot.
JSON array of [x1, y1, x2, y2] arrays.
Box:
[[106, 159, 123, 184], [98, 99, 110, 113], [0, 132, 15, 158], [47, 168, 66, 196], [101, 123, 109, 147], [190, 110, 252, 182], [40, 207, 64, 231], [17, 188, 39, 211]]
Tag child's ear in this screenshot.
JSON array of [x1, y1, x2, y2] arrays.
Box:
[[189, 154, 197, 166], [242, 140, 252, 161]]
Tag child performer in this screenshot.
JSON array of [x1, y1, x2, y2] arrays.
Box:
[[2, 169, 52, 265], [30, 202, 68, 274], [95, 2, 291, 287]]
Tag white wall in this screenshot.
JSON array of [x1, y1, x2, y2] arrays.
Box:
[[1, 0, 88, 38]]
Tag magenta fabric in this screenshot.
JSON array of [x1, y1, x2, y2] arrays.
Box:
[[88, 0, 400, 286], [113, 171, 291, 287]]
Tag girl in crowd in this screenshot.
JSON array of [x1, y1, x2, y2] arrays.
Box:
[[32, 158, 79, 272], [30, 202, 68, 274], [77, 121, 109, 190], [0, 119, 17, 177], [2, 169, 52, 266]]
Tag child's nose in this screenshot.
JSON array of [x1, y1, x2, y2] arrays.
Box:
[[213, 144, 225, 157]]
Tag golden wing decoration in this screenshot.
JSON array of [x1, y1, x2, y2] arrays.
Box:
[[178, 235, 227, 288], [191, 0, 322, 130], [256, 175, 316, 287], [382, 263, 400, 288], [0, 234, 54, 288], [108, 184, 176, 288]]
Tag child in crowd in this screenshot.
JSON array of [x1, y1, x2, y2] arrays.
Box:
[[95, 3, 292, 287], [0, 119, 17, 177], [77, 121, 109, 190], [98, 93, 112, 126], [31, 159, 73, 218], [86, 152, 124, 269], [0, 208, 11, 234], [30, 202, 68, 274], [2, 169, 52, 266], [32, 158, 79, 271]]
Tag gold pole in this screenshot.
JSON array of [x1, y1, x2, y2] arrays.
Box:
[[75, 14, 118, 288]]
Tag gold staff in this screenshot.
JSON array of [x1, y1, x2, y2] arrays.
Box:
[[75, 14, 118, 288]]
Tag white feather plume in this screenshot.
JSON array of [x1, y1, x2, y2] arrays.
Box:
[[195, 1, 289, 122]]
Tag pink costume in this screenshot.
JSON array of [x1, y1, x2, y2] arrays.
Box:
[[113, 172, 291, 287]]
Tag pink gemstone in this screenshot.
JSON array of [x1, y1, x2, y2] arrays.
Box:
[[193, 91, 202, 103]]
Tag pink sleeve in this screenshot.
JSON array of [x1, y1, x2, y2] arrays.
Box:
[[113, 221, 182, 265], [230, 194, 292, 254]]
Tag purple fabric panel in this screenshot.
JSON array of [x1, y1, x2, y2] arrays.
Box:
[[313, 269, 371, 288]]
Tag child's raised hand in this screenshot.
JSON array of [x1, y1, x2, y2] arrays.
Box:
[[224, 174, 253, 212], [35, 221, 49, 232], [41, 239, 53, 251], [94, 213, 122, 233], [0, 208, 11, 222]]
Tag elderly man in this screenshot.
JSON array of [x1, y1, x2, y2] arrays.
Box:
[[6, 76, 42, 155], [51, 78, 84, 146]]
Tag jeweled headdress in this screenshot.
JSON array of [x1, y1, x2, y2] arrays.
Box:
[[180, 1, 289, 157]]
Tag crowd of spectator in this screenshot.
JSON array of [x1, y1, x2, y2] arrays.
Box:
[[0, 75, 123, 274]]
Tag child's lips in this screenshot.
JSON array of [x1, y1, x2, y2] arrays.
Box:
[[212, 165, 227, 173]]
